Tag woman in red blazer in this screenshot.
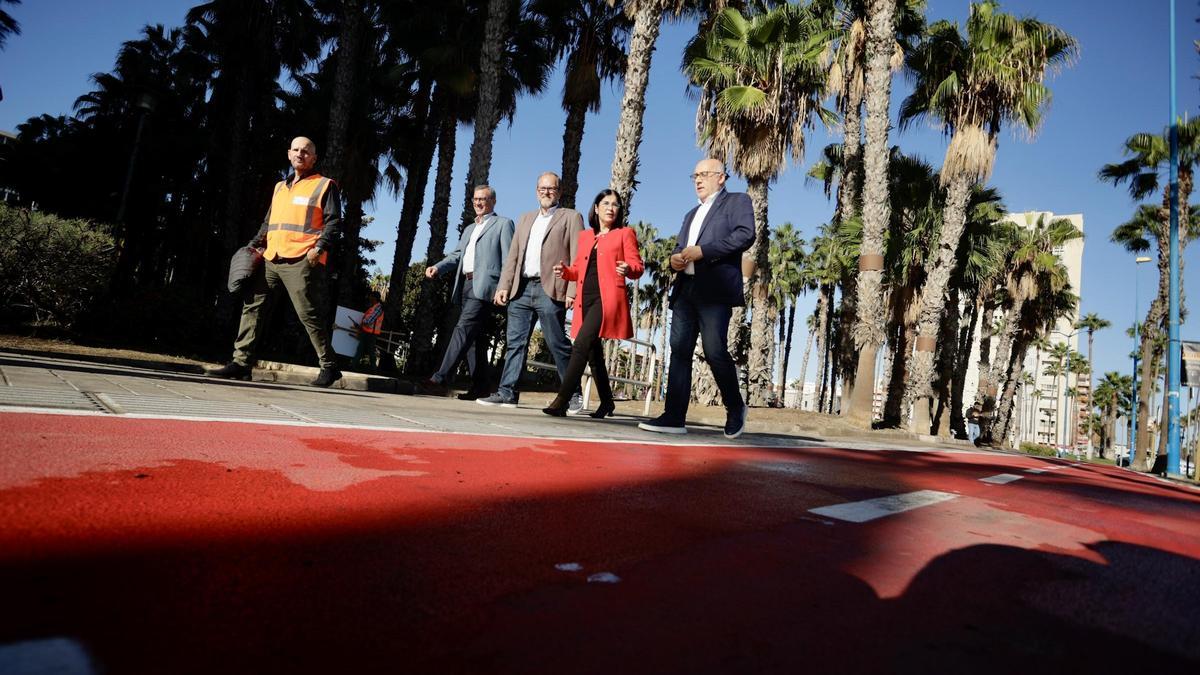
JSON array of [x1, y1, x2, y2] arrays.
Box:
[[543, 189, 645, 417]]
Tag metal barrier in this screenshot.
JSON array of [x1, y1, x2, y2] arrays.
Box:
[[528, 327, 658, 416]]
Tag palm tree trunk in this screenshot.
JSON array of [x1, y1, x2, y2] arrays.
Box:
[[327, 0, 370, 307], [407, 88, 456, 373], [1135, 242, 1170, 467], [950, 295, 980, 438], [932, 285, 961, 436], [323, 0, 366, 183], [385, 78, 435, 331], [458, 0, 511, 229], [905, 172, 973, 432], [984, 298, 1025, 406], [838, 98, 862, 220], [782, 301, 797, 404], [1085, 329, 1096, 459], [798, 314, 817, 410], [846, 0, 895, 426], [996, 344, 1027, 445], [837, 275, 858, 412], [609, 2, 662, 217], [746, 177, 774, 407], [815, 288, 831, 412], [777, 305, 787, 393], [560, 99, 588, 210]]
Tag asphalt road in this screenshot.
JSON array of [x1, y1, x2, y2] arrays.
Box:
[[0, 354, 1198, 674]]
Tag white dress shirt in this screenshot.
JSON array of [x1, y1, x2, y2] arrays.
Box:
[[685, 189, 723, 275], [463, 213, 495, 274], [523, 207, 556, 278]]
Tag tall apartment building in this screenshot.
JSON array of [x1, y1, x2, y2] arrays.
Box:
[[960, 211, 1086, 446]]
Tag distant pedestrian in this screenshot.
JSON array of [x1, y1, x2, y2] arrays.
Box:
[[638, 158, 754, 438], [966, 402, 983, 444], [353, 290, 385, 370], [208, 136, 342, 387], [419, 185, 514, 399]]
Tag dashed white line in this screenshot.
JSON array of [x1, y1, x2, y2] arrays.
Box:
[[979, 473, 1023, 485], [808, 490, 958, 523]]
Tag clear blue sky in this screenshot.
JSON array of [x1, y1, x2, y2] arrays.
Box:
[[2, 0, 1198, 387]]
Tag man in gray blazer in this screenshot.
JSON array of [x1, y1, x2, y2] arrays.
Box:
[[420, 185, 514, 398], [478, 172, 584, 411]]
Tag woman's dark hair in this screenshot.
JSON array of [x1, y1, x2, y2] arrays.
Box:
[[588, 189, 626, 233]]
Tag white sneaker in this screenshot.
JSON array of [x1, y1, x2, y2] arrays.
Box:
[[567, 393, 584, 416]]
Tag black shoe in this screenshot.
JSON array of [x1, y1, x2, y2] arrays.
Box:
[[638, 415, 687, 434], [724, 405, 748, 439], [457, 389, 489, 401], [417, 378, 448, 396], [589, 400, 615, 419], [310, 368, 342, 388], [542, 394, 569, 417], [207, 362, 252, 380]]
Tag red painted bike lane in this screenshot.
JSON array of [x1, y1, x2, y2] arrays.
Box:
[[0, 412, 1197, 673]]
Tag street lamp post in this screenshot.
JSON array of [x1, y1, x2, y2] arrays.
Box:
[[1166, 0, 1183, 477], [1130, 255, 1153, 468]]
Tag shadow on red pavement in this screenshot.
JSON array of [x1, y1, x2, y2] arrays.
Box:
[[0, 449, 1197, 674]]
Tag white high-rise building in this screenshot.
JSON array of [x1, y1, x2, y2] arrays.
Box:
[[960, 211, 1085, 446]]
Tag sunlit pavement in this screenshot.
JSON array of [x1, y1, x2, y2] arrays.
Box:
[[0, 353, 1198, 674]]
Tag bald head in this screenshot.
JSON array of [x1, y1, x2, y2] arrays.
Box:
[[288, 137, 318, 175], [693, 158, 727, 201]]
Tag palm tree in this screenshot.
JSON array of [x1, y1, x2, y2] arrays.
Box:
[[842, 0, 926, 425], [185, 0, 324, 252], [897, 0, 1078, 432], [608, 0, 698, 216], [1109, 203, 1200, 466], [981, 214, 1081, 409], [537, 0, 630, 209], [1066, 351, 1090, 449], [683, 3, 831, 407], [0, 0, 20, 51], [769, 223, 806, 401], [1075, 311, 1110, 456], [456, 0, 554, 227]]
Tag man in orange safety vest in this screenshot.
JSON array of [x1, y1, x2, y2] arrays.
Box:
[[208, 136, 342, 387]]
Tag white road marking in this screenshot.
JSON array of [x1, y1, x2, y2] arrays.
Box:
[[587, 572, 621, 583], [1024, 465, 1068, 474], [979, 473, 1024, 485], [808, 490, 958, 523]]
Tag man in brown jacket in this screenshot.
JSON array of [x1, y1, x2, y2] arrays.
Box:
[[477, 172, 585, 410]]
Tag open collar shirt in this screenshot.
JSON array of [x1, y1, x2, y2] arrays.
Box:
[[463, 212, 496, 274], [685, 189, 724, 275], [523, 205, 557, 278]]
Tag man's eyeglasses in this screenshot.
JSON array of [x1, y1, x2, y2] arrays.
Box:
[[472, 198, 492, 203], [537, 186, 559, 194], [690, 171, 724, 180]]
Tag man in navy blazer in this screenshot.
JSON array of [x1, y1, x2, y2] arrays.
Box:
[[639, 159, 755, 439], [420, 185, 514, 398]]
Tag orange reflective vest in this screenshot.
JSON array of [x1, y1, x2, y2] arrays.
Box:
[[264, 173, 334, 264], [361, 302, 384, 335]]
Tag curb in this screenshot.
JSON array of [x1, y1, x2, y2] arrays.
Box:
[[253, 360, 412, 394], [0, 346, 207, 375]]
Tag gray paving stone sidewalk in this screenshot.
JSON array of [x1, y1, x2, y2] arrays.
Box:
[[0, 350, 969, 453]]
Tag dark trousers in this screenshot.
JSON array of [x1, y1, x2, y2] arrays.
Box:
[[555, 292, 612, 404], [663, 277, 743, 423], [498, 278, 573, 399], [432, 283, 494, 392], [232, 257, 335, 369]]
